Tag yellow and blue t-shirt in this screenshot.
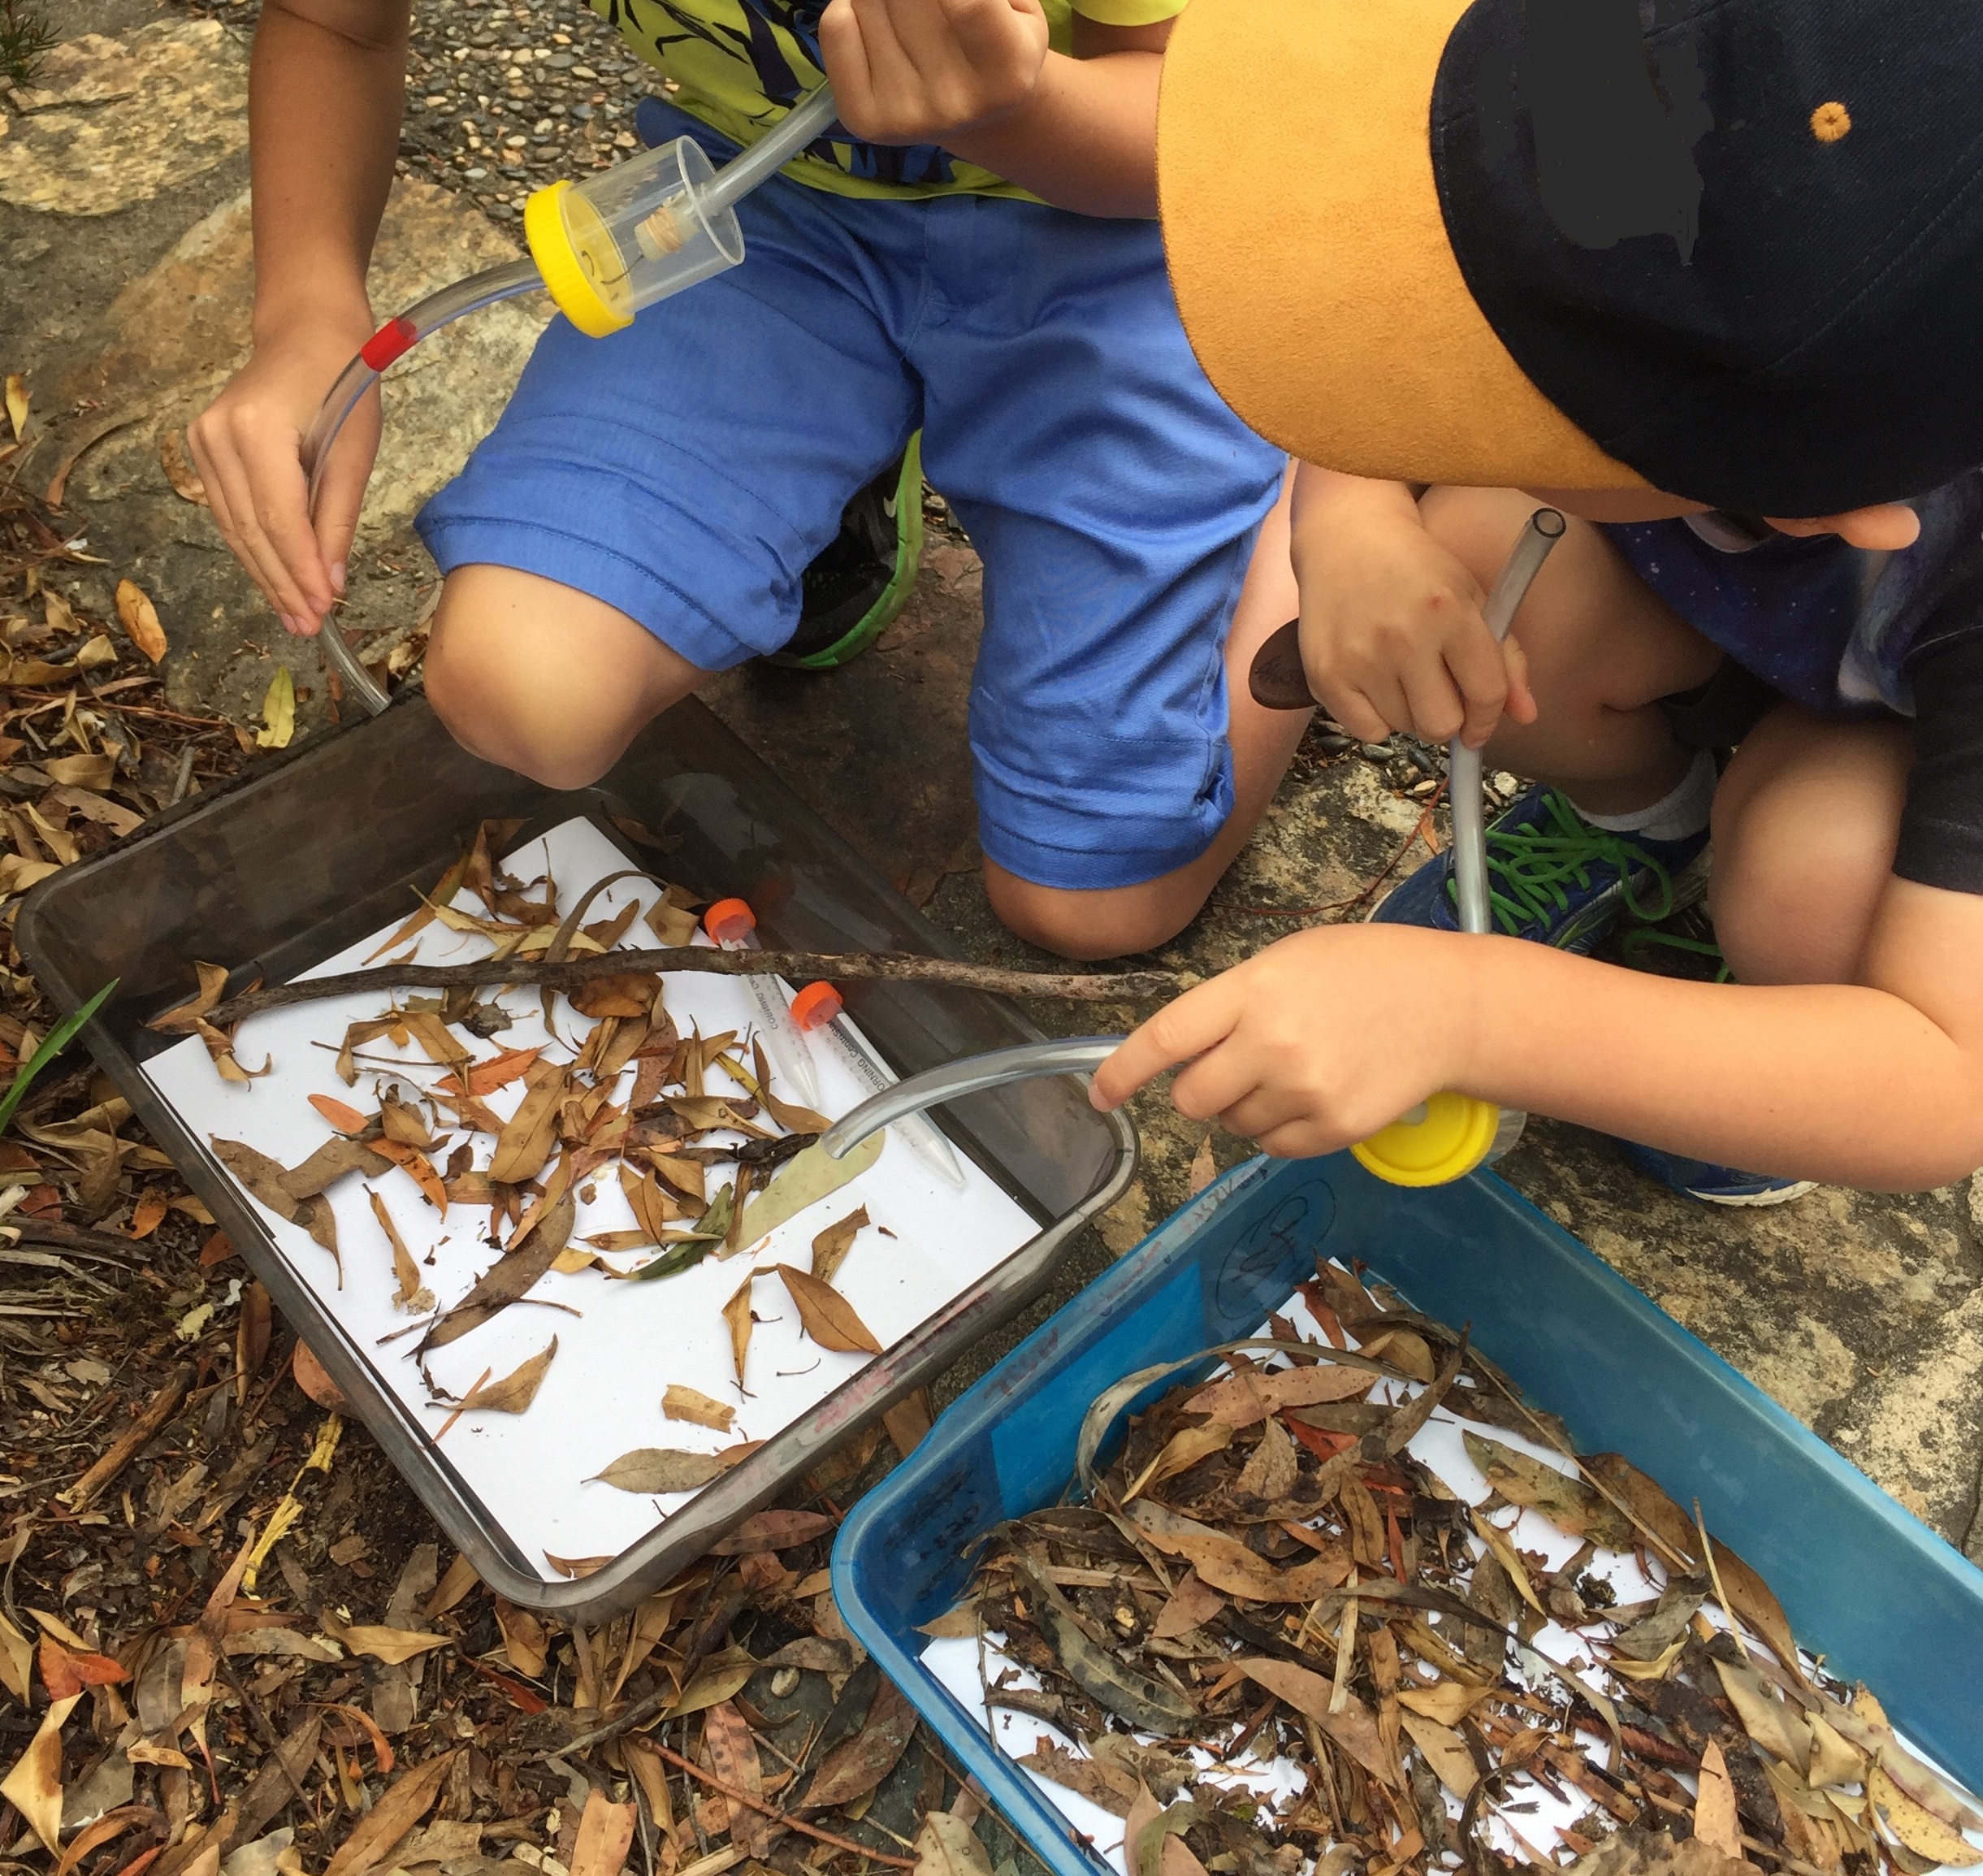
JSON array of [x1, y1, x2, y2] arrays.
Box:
[[587, 0, 1180, 197]]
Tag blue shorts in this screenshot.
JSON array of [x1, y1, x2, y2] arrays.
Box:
[[417, 104, 1284, 891]]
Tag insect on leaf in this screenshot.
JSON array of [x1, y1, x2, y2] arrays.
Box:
[[460, 1338, 557, 1415], [776, 1264, 882, 1355]]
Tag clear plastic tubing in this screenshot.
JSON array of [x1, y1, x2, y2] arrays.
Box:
[[820, 1038, 1124, 1163], [789, 982, 965, 1188], [299, 84, 841, 720], [1444, 505, 1565, 1159], [701, 899, 825, 1110]]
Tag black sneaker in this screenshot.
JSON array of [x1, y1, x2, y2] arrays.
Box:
[[773, 434, 925, 669]]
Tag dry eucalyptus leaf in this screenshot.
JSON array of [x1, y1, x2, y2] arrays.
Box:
[[776, 1263, 883, 1355], [255, 667, 296, 751], [661, 1384, 734, 1432], [2, 375, 26, 444], [1186, 1363, 1374, 1428], [331, 1623, 452, 1666], [722, 1272, 756, 1385], [588, 1446, 739, 1495], [737, 1131, 884, 1242], [420, 1193, 574, 1351], [751, 1037, 830, 1134], [1462, 1432, 1634, 1548], [160, 430, 208, 505], [1695, 1739, 1744, 1858], [460, 1338, 557, 1415], [809, 1204, 869, 1285], [1187, 1133, 1217, 1197], [0, 1692, 78, 1850], [369, 1190, 429, 1313]]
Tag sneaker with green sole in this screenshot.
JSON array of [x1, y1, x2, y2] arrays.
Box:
[[773, 433, 925, 670]]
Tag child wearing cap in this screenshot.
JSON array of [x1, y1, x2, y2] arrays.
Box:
[[188, 0, 1301, 963], [1094, 0, 1983, 1198]]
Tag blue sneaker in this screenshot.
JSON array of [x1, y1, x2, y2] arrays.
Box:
[[1372, 784, 1706, 952], [1617, 1142, 1816, 1207]]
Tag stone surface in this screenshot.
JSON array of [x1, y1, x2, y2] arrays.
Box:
[[0, 21, 249, 215]]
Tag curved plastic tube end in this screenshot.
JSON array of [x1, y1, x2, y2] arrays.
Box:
[[819, 1037, 1124, 1161]]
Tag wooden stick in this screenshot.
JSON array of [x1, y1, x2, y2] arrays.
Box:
[[203, 948, 1197, 1029], [61, 1361, 193, 1510], [644, 1740, 916, 1869]]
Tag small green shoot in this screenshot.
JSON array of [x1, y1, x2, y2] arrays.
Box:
[[0, 980, 116, 1136]]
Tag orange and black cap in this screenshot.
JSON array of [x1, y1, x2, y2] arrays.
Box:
[[1158, 0, 1983, 515]]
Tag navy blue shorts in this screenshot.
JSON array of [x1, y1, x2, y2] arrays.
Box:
[[418, 105, 1286, 890]]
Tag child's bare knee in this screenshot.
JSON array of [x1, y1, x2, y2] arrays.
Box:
[[422, 567, 703, 791], [984, 868, 1201, 961], [424, 618, 613, 789]]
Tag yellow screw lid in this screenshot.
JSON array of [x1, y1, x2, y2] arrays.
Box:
[[1351, 1090, 1501, 1188], [524, 180, 631, 339]]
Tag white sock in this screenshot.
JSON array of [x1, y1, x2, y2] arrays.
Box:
[[1574, 747, 1717, 843]]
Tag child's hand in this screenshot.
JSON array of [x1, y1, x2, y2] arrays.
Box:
[[1292, 469, 1536, 750], [187, 313, 381, 637], [1089, 925, 1473, 1159], [820, 0, 1050, 144]]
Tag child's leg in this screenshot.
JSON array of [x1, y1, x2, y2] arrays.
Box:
[[982, 479, 1303, 960], [413, 152, 920, 790], [1417, 486, 1725, 808], [1708, 704, 1912, 984], [911, 197, 1293, 962], [425, 570, 708, 789]]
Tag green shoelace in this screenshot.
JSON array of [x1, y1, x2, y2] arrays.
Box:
[[1445, 788, 1683, 938]]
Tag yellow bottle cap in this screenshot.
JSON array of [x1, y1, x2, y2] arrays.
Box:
[[1351, 1090, 1501, 1187], [524, 180, 631, 339]]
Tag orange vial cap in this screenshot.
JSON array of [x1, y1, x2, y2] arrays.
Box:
[[703, 897, 757, 944], [790, 981, 843, 1033]]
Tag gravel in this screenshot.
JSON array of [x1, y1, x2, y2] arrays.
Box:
[[171, 0, 666, 223]]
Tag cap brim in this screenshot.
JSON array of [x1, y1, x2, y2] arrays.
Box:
[[1157, 0, 1647, 492]]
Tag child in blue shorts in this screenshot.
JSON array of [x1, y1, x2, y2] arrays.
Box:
[[1095, 0, 1983, 1199], [188, 0, 1301, 960]]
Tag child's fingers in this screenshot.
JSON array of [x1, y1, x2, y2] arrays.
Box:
[[310, 404, 381, 600], [1500, 634, 1538, 725], [1089, 986, 1238, 1110], [197, 435, 318, 628], [818, 0, 883, 116], [1444, 616, 1512, 747], [1398, 660, 1470, 745]]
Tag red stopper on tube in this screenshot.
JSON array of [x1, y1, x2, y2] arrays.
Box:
[[790, 981, 842, 1033], [359, 316, 419, 371], [703, 897, 757, 945]]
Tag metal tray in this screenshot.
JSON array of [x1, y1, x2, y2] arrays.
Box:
[[17, 692, 1136, 1619]]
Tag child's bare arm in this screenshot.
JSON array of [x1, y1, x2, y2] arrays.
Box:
[[820, 0, 1171, 217], [188, 0, 409, 635], [1091, 875, 1983, 1192], [1292, 462, 1537, 747]]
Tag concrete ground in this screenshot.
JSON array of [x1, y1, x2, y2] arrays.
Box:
[[6, 0, 1979, 1566]]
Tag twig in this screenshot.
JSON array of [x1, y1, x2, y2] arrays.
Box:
[[59, 1361, 193, 1510], [204, 948, 1197, 1029], [644, 1740, 916, 1870]]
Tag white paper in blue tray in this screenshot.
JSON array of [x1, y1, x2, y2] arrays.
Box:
[[921, 1280, 1983, 1876], [143, 814, 1037, 1579]]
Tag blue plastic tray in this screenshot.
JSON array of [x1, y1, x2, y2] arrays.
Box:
[[832, 1153, 1983, 1876]]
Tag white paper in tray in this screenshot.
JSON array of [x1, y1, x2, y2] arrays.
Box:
[[144, 815, 1037, 1580], [922, 1283, 1983, 1876]]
